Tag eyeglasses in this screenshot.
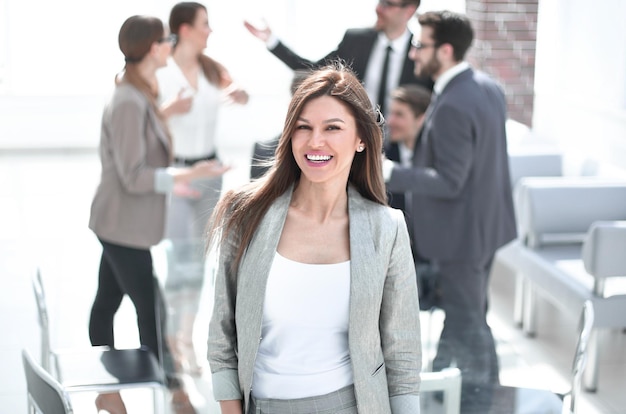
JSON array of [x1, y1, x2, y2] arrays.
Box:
[[411, 40, 438, 50], [378, 0, 407, 8], [158, 34, 178, 45]]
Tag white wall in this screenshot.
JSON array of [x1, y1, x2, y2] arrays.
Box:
[[532, 0, 626, 174], [0, 0, 466, 151], [0, 0, 379, 149]]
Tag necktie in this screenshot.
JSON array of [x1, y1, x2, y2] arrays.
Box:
[[377, 45, 393, 116]]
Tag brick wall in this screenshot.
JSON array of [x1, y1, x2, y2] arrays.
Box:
[[466, 0, 538, 126]]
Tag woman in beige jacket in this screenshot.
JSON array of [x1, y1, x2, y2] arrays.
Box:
[[87, 15, 227, 414]]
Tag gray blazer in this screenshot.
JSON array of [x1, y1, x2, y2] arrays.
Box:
[[386, 67, 517, 261], [208, 186, 422, 413], [89, 83, 174, 249]]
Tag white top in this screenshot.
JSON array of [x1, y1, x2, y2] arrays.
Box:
[[434, 61, 470, 95], [156, 57, 221, 158], [251, 252, 353, 399], [364, 30, 411, 115], [398, 142, 413, 167]]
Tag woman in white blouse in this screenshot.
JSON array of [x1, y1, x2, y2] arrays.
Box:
[[156, 1, 248, 376], [207, 63, 422, 414]]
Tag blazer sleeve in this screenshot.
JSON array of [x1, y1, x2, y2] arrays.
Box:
[[380, 209, 422, 406], [108, 98, 162, 194], [208, 228, 243, 401], [269, 31, 353, 70]]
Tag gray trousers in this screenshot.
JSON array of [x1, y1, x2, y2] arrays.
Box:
[[250, 385, 357, 414], [164, 174, 222, 333]]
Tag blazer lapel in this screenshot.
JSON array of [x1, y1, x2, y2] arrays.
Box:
[[400, 35, 416, 84], [239, 186, 381, 349], [236, 188, 292, 331], [347, 187, 379, 331], [418, 68, 473, 166], [415, 92, 440, 166]]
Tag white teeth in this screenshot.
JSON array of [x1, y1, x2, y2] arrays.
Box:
[[306, 154, 332, 161]]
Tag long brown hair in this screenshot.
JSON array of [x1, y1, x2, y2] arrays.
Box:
[[117, 15, 173, 157], [207, 62, 386, 274], [168, 2, 231, 88]]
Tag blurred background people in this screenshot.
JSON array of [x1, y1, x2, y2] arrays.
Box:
[[249, 69, 309, 180], [243, 0, 432, 119], [384, 10, 516, 385], [383, 84, 438, 309], [157, 1, 248, 377], [88, 14, 228, 414], [384, 84, 431, 212]]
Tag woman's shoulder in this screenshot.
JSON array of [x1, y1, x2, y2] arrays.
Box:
[[369, 202, 404, 226], [348, 187, 403, 224], [113, 83, 147, 103], [105, 84, 150, 120]]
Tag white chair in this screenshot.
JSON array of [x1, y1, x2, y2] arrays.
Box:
[[22, 348, 73, 414], [564, 300, 594, 414], [32, 267, 167, 412], [456, 300, 594, 414], [420, 368, 462, 414]]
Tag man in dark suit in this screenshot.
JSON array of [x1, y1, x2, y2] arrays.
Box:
[[384, 84, 436, 310], [384, 11, 517, 385], [244, 0, 432, 117]]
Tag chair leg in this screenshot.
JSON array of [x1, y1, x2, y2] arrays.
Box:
[[153, 386, 167, 414], [522, 282, 537, 337], [513, 273, 525, 327], [583, 329, 600, 392], [442, 368, 461, 414], [424, 307, 442, 371]]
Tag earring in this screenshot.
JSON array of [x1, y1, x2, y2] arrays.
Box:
[[358, 145, 364, 152]]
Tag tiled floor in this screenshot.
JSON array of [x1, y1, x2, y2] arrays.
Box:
[[1, 149, 625, 413]]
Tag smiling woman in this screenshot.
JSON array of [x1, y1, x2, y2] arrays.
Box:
[[206, 62, 422, 414], [291, 95, 364, 184]]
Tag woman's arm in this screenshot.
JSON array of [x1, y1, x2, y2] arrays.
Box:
[[222, 82, 249, 105], [379, 210, 422, 412], [208, 228, 245, 404], [214, 59, 249, 105], [159, 88, 193, 118], [154, 160, 230, 197], [219, 400, 243, 414]]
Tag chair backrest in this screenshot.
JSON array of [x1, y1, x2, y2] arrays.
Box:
[[582, 221, 626, 278], [514, 178, 626, 247], [22, 349, 73, 414], [508, 152, 563, 190], [32, 267, 52, 372], [569, 300, 594, 414]]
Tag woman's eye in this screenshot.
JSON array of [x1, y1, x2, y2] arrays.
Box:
[[326, 125, 340, 131], [296, 125, 311, 130]]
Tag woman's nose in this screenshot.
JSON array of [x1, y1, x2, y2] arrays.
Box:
[[309, 129, 325, 148]]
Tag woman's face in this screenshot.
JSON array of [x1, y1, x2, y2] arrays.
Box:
[[291, 95, 364, 187], [155, 31, 175, 68], [186, 8, 212, 52]]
